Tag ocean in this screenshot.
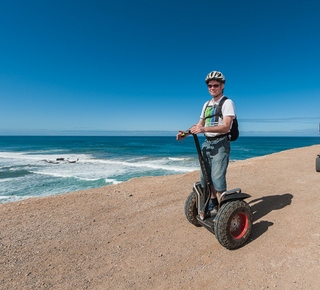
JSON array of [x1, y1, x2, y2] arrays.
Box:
[[0, 136, 319, 204]]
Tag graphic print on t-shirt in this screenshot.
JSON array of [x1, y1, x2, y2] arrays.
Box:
[[205, 104, 216, 127]]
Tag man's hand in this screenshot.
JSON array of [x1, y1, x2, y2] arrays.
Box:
[[176, 130, 188, 141], [190, 124, 205, 134]]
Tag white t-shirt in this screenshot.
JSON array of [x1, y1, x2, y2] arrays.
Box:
[[200, 96, 236, 137]]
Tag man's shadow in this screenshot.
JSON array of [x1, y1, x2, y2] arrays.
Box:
[[246, 193, 293, 243]]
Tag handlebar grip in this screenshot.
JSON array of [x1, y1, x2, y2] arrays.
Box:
[[181, 129, 192, 137]]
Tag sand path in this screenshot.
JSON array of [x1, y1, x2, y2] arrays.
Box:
[[1, 145, 320, 289]]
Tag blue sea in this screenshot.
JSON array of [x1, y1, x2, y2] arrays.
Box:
[[0, 136, 319, 204]]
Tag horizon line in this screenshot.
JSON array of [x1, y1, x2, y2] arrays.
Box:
[[0, 130, 319, 137]]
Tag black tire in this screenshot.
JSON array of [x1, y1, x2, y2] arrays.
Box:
[[214, 200, 252, 250], [185, 191, 201, 227], [316, 157, 320, 172]]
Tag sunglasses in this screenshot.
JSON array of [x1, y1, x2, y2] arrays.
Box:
[[207, 84, 220, 88]]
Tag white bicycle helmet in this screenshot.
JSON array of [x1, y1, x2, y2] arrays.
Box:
[[205, 71, 226, 84]]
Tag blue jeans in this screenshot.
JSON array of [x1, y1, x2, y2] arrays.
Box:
[[200, 136, 230, 192]]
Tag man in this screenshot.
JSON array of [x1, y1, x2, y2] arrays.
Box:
[[176, 70, 235, 213]]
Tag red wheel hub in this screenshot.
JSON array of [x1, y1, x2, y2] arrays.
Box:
[[229, 212, 249, 239]]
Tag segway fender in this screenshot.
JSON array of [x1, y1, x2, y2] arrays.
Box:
[[220, 192, 251, 207]]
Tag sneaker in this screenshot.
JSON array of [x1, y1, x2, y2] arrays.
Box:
[[208, 199, 218, 211], [207, 200, 214, 211], [210, 206, 218, 217]]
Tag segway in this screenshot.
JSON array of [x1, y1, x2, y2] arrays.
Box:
[[316, 154, 320, 172], [183, 131, 253, 249]]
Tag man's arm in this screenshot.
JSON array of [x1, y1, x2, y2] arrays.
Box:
[[190, 116, 233, 135], [196, 119, 205, 127]]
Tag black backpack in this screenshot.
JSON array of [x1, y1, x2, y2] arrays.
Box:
[[204, 96, 239, 141]]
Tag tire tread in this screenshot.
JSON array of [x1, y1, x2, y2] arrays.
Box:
[[214, 200, 252, 249], [185, 191, 201, 227]]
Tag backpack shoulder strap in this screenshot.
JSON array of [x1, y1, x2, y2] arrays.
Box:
[[203, 96, 228, 120], [214, 96, 228, 123]]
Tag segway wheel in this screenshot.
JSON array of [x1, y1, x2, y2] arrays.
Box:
[[214, 200, 252, 249], [316, 156, 320, 172], [185, 191, 201, 227]]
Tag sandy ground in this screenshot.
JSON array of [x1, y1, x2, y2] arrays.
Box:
[[1, 145, 320, 289]]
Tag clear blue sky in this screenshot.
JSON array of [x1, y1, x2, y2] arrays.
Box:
[[1, 0, 319, 136]]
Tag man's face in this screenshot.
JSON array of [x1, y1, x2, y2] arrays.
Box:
[[207, 80, 224, 98]]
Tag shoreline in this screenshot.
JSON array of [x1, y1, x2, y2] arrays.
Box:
[[1, 136, 320, 205], [1, 144, 320, 288], [1, 143, 320, 206]]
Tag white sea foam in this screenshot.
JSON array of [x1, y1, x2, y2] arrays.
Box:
[[0, 151, 198, 189], [81, 158, 198, 173], [0, 178, 13, 183], [105, 178, 121, 184], [31, 169, 113, 182], [168, 157, 190, 161], [0, 149, 199, 203], [30, 159, 197, 182], [0, 151, 89, 162]]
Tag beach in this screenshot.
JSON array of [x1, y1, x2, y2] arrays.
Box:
[[1, 144, 320, 289]]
